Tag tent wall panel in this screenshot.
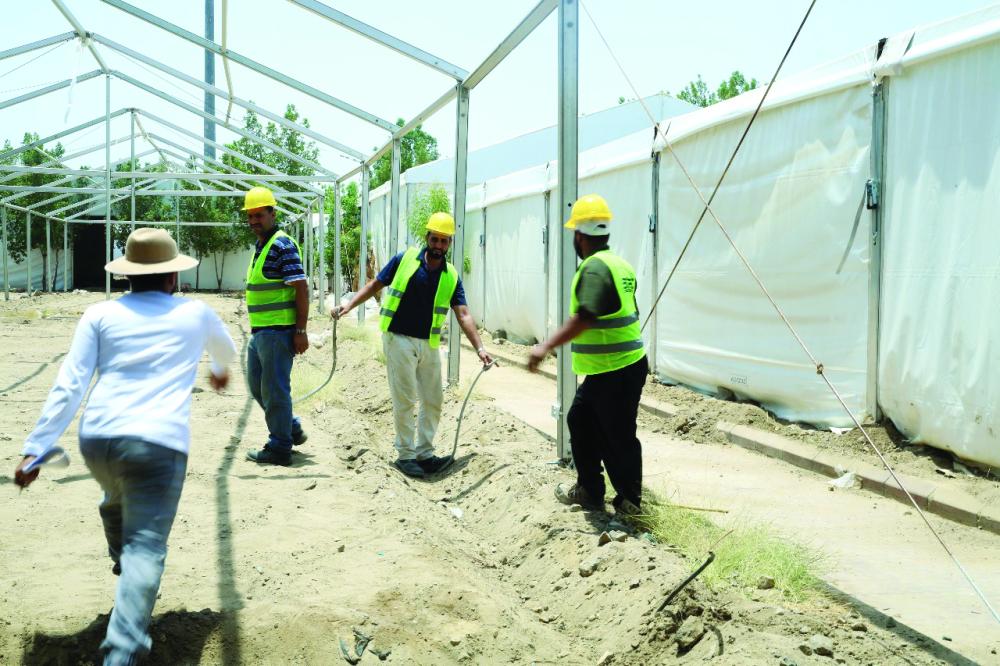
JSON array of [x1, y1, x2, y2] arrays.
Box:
[[481, 194, 547, 343], [654, 84, 873, 427], [878, 38, 1000, 467]]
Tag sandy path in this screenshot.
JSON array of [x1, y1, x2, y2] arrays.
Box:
[[1, 292, 987, 665]]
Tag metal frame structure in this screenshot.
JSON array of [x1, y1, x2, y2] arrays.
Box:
[[0, 0, 576, 455]]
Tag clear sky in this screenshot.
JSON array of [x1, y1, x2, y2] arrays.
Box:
[[1, 0, 997, 180]]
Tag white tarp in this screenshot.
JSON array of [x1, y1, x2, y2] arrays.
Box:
[[4, 247, 73, 292], [654, 83, 874, 427], [877, 29, 1000, 467]]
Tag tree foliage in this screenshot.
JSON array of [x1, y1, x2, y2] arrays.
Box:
[[324, 181, 360, 291], [676, 71, 759, 108], [369, 119, 439, 190]]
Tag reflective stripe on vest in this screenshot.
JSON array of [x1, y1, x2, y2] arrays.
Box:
[[379, 247, 458, 349], [245, 230, 300, 328], [569, 250, 645, 375]]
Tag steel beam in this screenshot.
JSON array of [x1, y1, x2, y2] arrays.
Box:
[[867, 82, 888, 422], [135, 110, 323, 196], [26, 213, 32, 296], [0, 109, 130, 163], [464, 0, 557, 90], [90, 33, 366, 161], [62, 218, 68, 291], [204, 0, 216, 160], [334, 184, 342, 300], [555, 0, 578, 462], [287, 0, 468, 80], [130, 111, 136, 229], [648, 153, 660, 373], [447, 85, 470, 385], [105, 74, 112, 299], [113, 71, 339, 179], [2, 207, 7, 300], [0, 69, 102, 111], [367, 87, 457, 166], [317, 195, 326, 313], [147, 139, 311, 216], [0, 32, 76, 62], [359, 167, 369, 323], [100, 0, 395, 131], [51, 0, 110, 72], [389, 138, 401, 255]]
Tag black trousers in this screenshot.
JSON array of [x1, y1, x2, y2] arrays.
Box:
[[567, 355, 648, 508]]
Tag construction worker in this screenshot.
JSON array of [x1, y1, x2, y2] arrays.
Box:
[[14, 228, 236, 665], [528, 194, 647, 516], [243, 186, 310, 466], [332, 212, 492, 478]]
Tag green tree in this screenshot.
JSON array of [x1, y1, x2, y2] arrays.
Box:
[[406, 185, 451, 241], [369, 118, 439, 189], [675, 71, 759, 108], [0, 133, 80, 290], [324, 181, 360, 290], [717, 71, 759, 101]]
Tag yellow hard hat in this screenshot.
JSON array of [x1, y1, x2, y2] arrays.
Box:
[[565, 193, 612, 235], [426, 211, 455, 237], [243, 186, 277, 211]]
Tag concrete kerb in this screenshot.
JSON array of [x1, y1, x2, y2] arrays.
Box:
[[464, 338, 1000, 536]]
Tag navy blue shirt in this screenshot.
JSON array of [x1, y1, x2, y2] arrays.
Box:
[[377, 248, 467, 339], [253, 229, 307, 283]]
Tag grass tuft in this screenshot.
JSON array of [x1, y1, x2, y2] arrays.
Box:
[[632, 487, 825, 602]]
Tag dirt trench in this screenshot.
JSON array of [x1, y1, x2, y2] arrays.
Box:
[[0, 293, 959, 665]]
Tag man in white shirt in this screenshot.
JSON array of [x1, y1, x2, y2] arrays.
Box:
[[13, 228, 237, 666]]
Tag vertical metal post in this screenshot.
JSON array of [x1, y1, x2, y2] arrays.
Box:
[[174, 193, 180, 242], [555, 0, 579, 461], [304, 201, 312, 305], [25, 212, 31, 296], [648, 153, 660, 373], [448, 84, 470, 385], [130, 110, 136, 231], [2, 206, 8, 300], [867, 81, 888, 423], [317, 195, 326, 313], [104, 74, 112, 299], [334, 183, 342, 302], [359, 167, 370, 324], [389, 138, 401, 255], [204, 0, 216, 159], [45, 217, 51, 292], [62, 220, 68, 292]]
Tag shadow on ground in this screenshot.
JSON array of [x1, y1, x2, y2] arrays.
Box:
[[20, 608, 227, 665]]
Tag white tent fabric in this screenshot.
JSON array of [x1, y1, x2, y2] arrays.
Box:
[[353, 4, 1000, 466], [877, 21, 1000, 467], [5, 247, 73, 291], [655, 84, 874, 426]]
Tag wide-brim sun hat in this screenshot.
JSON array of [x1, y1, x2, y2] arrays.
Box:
[[104, 227, 198, 275]]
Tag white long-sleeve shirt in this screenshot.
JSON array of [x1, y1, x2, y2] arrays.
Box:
[[23, 292, 237, 457]]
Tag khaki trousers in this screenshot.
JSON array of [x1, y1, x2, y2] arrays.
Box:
[[382, 331, 443, 460]]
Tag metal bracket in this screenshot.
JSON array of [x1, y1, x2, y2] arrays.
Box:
[[551, 403, 561, 420], [865, 179, 880, 210], [648, 213, 657, 233]]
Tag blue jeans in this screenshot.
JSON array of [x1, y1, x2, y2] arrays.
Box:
[[247, 329, 302, 452], [80, 437, 187, 666]]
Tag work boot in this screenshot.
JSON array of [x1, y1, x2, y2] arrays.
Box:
[[112, 561, 121, 576], [247, 446, 291, 467], [292, 429, 308, 446], [417, 455, 454, 474], [613, 497, 642, 518], [393, 459, 427, 478], [554, 483, 604, 511]]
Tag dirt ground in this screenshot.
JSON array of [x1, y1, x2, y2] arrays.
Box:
[[0, 291, 982, 665], [486, 332, 1000, 506]]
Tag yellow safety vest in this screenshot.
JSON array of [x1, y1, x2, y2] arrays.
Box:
[[570, 250, 645, 375], [380, 247, 458, 349], [245, 230, 300, 328]]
